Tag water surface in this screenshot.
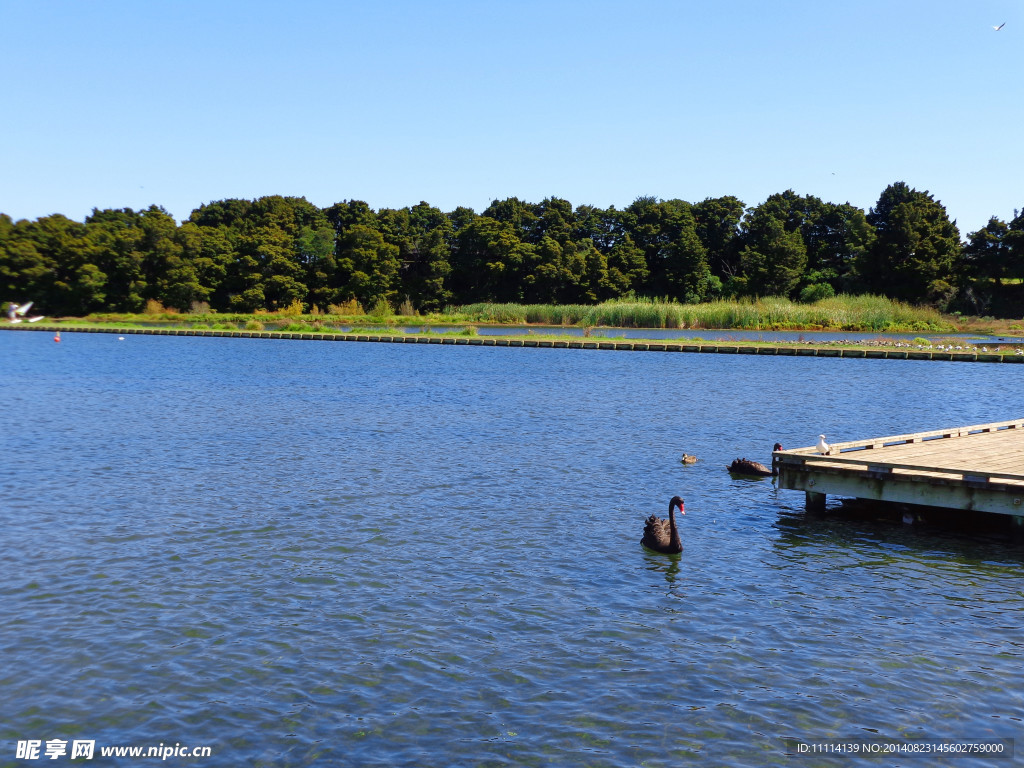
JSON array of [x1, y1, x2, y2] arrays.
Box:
[[2, 331, 1022, 766]]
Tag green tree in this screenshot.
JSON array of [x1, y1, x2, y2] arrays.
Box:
[[862, 182, 962, 304], [0, 214, 49, 307], [298, 223, 337, 312], [1004, 209, 1024, 283], [450, 217, 534, 303], [326, 200, 377, 234], [963, 216, 1010, 284], [804, 201, 874, 293], [19, 215, 108, 315], [85, 208, 147, 312], [399, 202, 453, 312], [176, 221, 234, 310], [739, 191, 873, 297], [605, 234, 647, 296], [334, 224, 401, 309], [693, 195, 745, 283], [620, 197, 712, 302], [738, 207, 807, 297]]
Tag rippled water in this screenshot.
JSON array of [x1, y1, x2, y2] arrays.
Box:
[[2, 331, 1023, 766]]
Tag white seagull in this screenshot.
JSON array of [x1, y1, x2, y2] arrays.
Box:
[[994, 22, 1006, 31], [816, 434, 831, 455], [6, 301, 45, 323]]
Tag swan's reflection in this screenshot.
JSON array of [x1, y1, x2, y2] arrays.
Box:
[[643, 551, 681, 585]]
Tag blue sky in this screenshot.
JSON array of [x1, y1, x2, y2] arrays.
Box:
[[1, 0, 1021, 235]]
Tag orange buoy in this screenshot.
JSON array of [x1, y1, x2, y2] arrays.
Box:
[[54, 332, 61, 342]]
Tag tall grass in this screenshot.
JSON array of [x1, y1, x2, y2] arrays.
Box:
[[449, 296, 954, 332]]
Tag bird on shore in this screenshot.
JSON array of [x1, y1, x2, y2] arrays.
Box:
[[817, 435, 831, 455], [641, 497, 684, 554], [680, 453, 698, 464], [727, 443, 782, 476]]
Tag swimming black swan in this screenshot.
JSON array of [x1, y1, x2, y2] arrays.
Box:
[[641, 496, 684, 554], [727, 443, 783, 477]]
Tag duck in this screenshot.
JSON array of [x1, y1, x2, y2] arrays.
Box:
[[641, 496, 684, 554], [680, 453, 698, 464], [727, 443, 782, 476]]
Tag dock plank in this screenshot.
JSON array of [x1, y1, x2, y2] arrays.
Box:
[[776, 419, 1024, 515]]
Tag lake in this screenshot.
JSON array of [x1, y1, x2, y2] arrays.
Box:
[[2, 330, 1022, 766]]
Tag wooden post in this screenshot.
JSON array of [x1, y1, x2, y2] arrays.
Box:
[[805, 491, 826, 512]]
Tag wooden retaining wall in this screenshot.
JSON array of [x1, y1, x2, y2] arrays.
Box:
[[4, 325, 1024, 364]]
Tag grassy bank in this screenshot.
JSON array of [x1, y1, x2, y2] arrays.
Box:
[[40, 294, 1013, 335]]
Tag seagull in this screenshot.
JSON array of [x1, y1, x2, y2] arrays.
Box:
[[6, 301, 45, 323], [816, 434, 831, 455], [994, 22, 1006, 31]]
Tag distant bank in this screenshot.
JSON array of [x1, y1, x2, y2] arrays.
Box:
[[4, 323, 1023, 364]]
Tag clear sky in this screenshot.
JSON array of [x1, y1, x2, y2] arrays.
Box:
[[1, 0, 1021, 235]]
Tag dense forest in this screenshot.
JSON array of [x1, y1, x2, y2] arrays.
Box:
[[2, 182, 1022, 318]]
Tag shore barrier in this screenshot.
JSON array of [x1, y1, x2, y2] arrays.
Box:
[[3, 324, 1022, 364]]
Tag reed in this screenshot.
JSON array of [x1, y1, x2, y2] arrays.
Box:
[[66, 294, 956, 333], [447, 295, 955, 332]]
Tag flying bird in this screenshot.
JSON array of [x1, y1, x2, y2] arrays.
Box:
[[6, 301, 45, 323], [994, 22, 1006, 31]]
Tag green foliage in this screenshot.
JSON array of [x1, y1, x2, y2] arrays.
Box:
[[862, 182, 962, 306], [738, 200, 808, 298], [448, 294, 953, 332], [368, 297, 394, 319], [335, 225, 400, 309], [799, 283, 835, 303], [1, 184, 1015, 320]]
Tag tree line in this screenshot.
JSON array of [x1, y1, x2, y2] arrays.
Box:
[[2, 181, 1022, 318]]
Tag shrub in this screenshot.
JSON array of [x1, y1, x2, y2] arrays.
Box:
[[280, 299, 305, 317], [799, 283, 836, 303], [329, 300, 364, 316], [245, 320, 264, 331], [369, 298, 394, 319]]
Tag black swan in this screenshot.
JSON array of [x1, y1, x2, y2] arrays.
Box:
[[641, 496, 684, 554], [727, 443, 783, 477]]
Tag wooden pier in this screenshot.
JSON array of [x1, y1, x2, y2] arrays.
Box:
[[774, 419, 1024, 517]]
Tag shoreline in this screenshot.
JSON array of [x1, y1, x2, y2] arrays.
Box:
[[5, 323, 1023, 364]]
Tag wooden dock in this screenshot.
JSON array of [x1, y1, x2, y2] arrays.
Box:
[[774, 419, 1024, 517]]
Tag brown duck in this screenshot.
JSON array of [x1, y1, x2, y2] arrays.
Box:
[[641, 496, 684, 554]]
